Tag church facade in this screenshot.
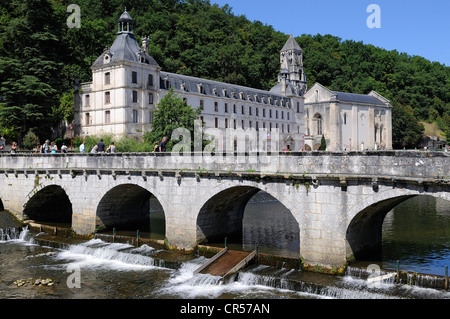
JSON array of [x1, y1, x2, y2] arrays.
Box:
[[74, 10, 392, 152]]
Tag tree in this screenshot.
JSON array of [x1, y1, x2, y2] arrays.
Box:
[[144, 88, 201, 152], [320, 134, 327, 151], [0, 0, 66, 143], [392, 104, 425, 149]]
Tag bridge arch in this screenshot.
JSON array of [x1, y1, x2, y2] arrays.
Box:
[[23, 185, 73, 224], [346, 185, 450, 261], [196, 183, 300, 257], [95, 183, 165, 237]]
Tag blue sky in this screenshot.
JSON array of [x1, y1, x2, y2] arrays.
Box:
[[211, 0, 450, 66]]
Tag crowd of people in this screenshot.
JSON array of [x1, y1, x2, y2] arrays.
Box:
[[0, 137, 170, 154]]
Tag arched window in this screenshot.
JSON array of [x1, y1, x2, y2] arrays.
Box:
[[313, 113, 323, 136], [374, 124, 379, 143]]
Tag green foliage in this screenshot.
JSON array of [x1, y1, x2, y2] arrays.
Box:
[[392, 104, 425, 149], [22, 130, 39, 150], [320, 134, 327, 151], [75, 134, 154, 153], [0, 0, 448, 149], [144, 88, 201, 152]]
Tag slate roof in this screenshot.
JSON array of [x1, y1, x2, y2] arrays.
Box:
[[332, 91, 386, 105], [281, 35, 302, 52], [118, 10, 132, 22], [160, 71, 292, 108], [92, 33, 160, 68]]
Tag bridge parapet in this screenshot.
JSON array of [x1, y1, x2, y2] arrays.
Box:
[[0, 151, 448, 182]]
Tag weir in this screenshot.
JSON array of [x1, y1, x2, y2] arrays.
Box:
[[1, 222, 449, 299]]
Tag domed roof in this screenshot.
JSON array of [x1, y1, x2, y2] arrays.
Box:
[[118, 9, 133, 22]]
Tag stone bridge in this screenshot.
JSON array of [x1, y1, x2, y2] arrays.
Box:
[[0, 151, 448, 269]]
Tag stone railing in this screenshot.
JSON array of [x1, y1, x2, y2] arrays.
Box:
[[0, 151, 448, 182]]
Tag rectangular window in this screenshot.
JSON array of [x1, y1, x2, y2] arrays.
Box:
[[276, 110, 279, 119], [242, 105, 245, 115], [297, 102, 300, 113], [85, 95, 90, 107], [132, 110, 138, 123], [149, 93, 154, 104], [200, 100, 204, 110], [281, 111, 284, 120], [105, 111, 110, 124], [256, 108, 259, 116], [105, 92, 110, 104], [133, 91, 138, 103], [200, 116, 204, 123], [149, 111, 153, 124], [234, 119, 237, 129], [249, 121, 252, 129], [242, 120, 245, 129], [233, 104, 236, 113], [269, 109, 272, 118], [214, 102, 218, 112], [105, 72, 110, 85], [225, 103, 228, 113], [183, 97, 188, 105], [249, 107, 252, 116], [215, 117, 218, 128], [263, 108, 266, 117], [256, 121, 259, 131], [148, 74, 154, 87], [225, 118, 228, 128], [85, 113, 91, 126], [132, 71, 137, 84], [287, 112, 290, 120]]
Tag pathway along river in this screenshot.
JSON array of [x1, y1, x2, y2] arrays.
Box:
[[0, 195, 449, 300]]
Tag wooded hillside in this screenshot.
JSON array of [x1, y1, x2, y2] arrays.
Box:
[[0, 0, 448, 147]]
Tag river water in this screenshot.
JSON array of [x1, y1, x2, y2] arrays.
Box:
[[0, 195, 449, 301]]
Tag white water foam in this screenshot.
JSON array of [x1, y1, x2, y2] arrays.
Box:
[[0, 226, 32, 244], [53, 239, 163, 271]]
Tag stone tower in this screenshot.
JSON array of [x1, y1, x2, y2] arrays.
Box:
[[278, 35, 307, 96]]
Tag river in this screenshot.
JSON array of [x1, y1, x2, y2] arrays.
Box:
[[0, 195, 449, 301]]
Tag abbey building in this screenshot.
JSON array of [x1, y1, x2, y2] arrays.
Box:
[[74, 10, 392, 151]]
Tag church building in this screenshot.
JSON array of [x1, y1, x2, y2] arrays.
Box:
[[74, 9, 392, 152]]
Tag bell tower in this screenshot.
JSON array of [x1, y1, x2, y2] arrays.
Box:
[[278, 35, 307, 95]]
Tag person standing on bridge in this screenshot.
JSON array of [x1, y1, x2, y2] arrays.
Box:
[[106, 142, 116, 153], [97, 139, 105, 153], [159, 137, 167, 152], [79, 141, 86, 153]]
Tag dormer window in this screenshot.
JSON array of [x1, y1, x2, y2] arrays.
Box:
[[239, 92, 245, 100], [103, 47, 112, 64], [197, 83, 205, 94], [222, 89, 227, 97]]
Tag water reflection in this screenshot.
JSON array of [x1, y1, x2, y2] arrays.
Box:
[[243, 192, 300, 258], [382, 196, 450, 276]]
